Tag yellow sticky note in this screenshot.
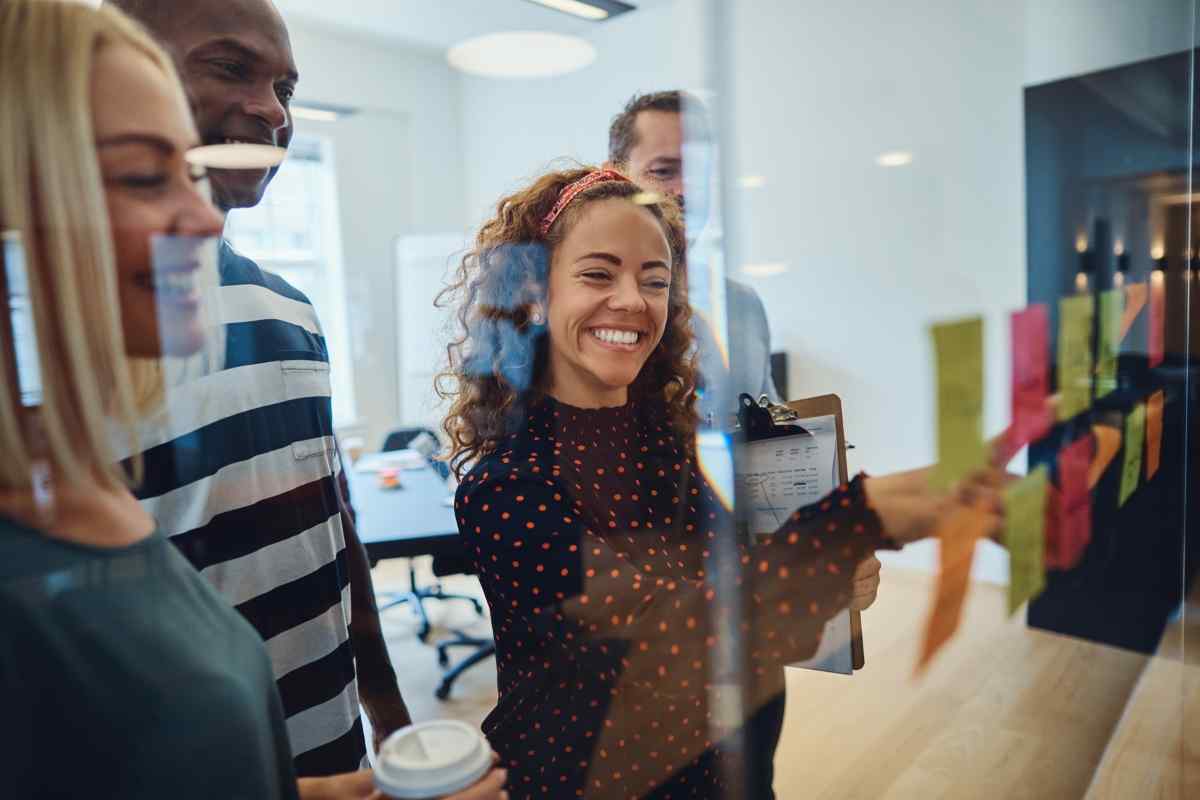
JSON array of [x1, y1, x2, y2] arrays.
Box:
[[1096, 289, 1123, 398], [1119, 403, 1146, 507], [1004, 466, 1048, 615], [1058, 295, 1094, 421], [1146, 390, 1164, 480], [931, 317, 986, 490]]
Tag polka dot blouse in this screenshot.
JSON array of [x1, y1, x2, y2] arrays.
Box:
[[455, 397, 895, 799]]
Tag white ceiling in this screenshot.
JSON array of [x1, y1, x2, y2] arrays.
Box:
[[275, 0, 670, 52]]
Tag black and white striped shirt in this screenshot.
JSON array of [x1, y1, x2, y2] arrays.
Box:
[[125, 241, 365, 776]]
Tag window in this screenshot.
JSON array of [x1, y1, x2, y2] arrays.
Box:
[[225, 135, 357, 427]]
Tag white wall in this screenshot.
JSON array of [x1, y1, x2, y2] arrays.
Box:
[[1026, 0, 1194, 86], [459, 0, 707, 227], [281, 19, 467, 449]]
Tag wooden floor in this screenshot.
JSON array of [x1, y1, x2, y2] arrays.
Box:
[[373, 560, 1199, 798]]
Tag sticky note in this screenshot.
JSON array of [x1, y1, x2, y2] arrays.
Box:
[[1048, 434, 1092, 570], [931, 317, 986, 489], [1119, 403, 1146, 506], [1119, 282, 1147, 341], [916, 503, 989, 673], [1146, 390, 1164, 480], [1009, 305, 1054, 451], [1096, 289, 1123, 398], [1058, 295, 1094, 421], [1004, 466, 1048, 615], [1087, 424, 1122, 491], [1149, 273, 1165, 368]]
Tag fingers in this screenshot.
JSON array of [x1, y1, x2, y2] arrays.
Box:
[[850, 556, 881, 611], [852, 555, 881, 581], [445, 768, 508, 800]]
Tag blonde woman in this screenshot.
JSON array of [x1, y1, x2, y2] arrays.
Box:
[[0, 3, 509, 799]]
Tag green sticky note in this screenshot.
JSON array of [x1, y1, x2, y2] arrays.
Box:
[[1096, 289, 1123, 399], [1003, 466, 1048, 615], [931, 317, 986, 489], [1119, 403, 1146, 507], [1058, 295, 1094, 421]]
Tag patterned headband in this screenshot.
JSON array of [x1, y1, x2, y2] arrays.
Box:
[[538, 169, 632, 238]]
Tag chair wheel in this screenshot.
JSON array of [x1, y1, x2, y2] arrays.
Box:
[[437, 647, 450, 667], [435, 683, 451, 700]]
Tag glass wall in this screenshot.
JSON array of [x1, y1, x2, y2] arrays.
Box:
[[4, 0, 1198, 797]]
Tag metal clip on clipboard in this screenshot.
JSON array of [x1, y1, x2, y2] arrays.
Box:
[[736, 393, 811, 440]]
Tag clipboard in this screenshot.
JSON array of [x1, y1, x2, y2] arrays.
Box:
[[735, 392, 866, 671]]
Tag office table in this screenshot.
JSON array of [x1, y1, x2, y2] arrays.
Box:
[[348, 462, 461, 561]]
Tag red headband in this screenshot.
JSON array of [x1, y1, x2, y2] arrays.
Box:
[[538, 169, 632, 238]]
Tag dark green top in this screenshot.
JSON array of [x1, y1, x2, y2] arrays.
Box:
[[0, 517, 300, 799]]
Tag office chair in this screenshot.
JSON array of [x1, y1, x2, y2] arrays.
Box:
[[431, 553, 495, 700]]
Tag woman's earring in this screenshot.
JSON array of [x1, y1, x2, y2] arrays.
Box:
[[530, 308, 545, 326]]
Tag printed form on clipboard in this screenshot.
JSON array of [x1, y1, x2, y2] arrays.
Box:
[[735, 399, 857, 675]]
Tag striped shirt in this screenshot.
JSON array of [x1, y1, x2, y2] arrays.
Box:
[[124, 241, 365, 776]]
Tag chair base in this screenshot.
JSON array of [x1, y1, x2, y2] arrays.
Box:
[[435, 632, 496, 700], [375, 559, 484, 642]]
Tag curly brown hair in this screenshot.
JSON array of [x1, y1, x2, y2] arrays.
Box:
[[436, 166, 698, 477]]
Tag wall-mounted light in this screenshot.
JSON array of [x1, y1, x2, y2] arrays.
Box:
[[1075, 232, 1088, 253], [523, 0, 635, 20]]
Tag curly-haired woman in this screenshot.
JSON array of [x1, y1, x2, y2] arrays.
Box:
[[439, 167, 1006, 799]]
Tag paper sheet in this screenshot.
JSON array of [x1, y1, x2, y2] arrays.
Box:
[[1004, 466, 1048, 615], [1147, 390, 1164, 480], [1048, 434, 1092, 570], [931, 317, 986, 489], [1096, 289, 1123, 398], [1120, 282, 1147, 341], [916, 503, 989, 673], [1119, 403, 1146, 507], [1009, 305, 1054, 451], [736, 415, 853, 674], [1058, 295, 1094, 421]]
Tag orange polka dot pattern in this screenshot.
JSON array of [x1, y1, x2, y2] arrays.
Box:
[[456, 398, 894, 799]]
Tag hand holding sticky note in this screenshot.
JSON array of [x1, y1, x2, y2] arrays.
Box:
[[1119, 402, 1146, 506], [1004, 466, 1048, 615], [931, 317, 986, 489], [1058, 295, 1094, 421]]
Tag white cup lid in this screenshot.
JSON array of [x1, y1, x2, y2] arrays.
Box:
[[374, 720, 492, 799]]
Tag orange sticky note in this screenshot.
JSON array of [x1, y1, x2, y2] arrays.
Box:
[[1088, 424, 1122, 491], [916, 504, 989, 673], [1146, 390, 1164, 480]]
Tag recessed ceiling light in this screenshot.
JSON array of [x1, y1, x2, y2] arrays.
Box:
[[524, 0, 636, 21], [291, 105, 340, 122], [875, 151, 913, 167], [185, 144, 287, 170], [447, 31, 596, 79], [740, 262, 789, 278]]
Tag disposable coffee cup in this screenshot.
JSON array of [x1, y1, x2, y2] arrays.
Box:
[[374, 720, 492, 799]]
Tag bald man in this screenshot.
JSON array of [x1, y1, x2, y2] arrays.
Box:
[[109, 0, 410, 777]]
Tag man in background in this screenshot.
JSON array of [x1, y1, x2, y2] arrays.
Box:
[[109, 0, 411, 777], [607, 90, 781, 426]]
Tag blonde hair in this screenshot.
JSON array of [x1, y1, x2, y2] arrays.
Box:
[[0, 0, 185, 491]]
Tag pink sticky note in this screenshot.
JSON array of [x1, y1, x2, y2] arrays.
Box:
[[1149, 274, 1165, 368], [1008, 305, 1054, 451], [1048, 435, 1093, 570]]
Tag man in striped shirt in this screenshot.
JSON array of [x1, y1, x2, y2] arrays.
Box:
[[110, 0, 411, 776]]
